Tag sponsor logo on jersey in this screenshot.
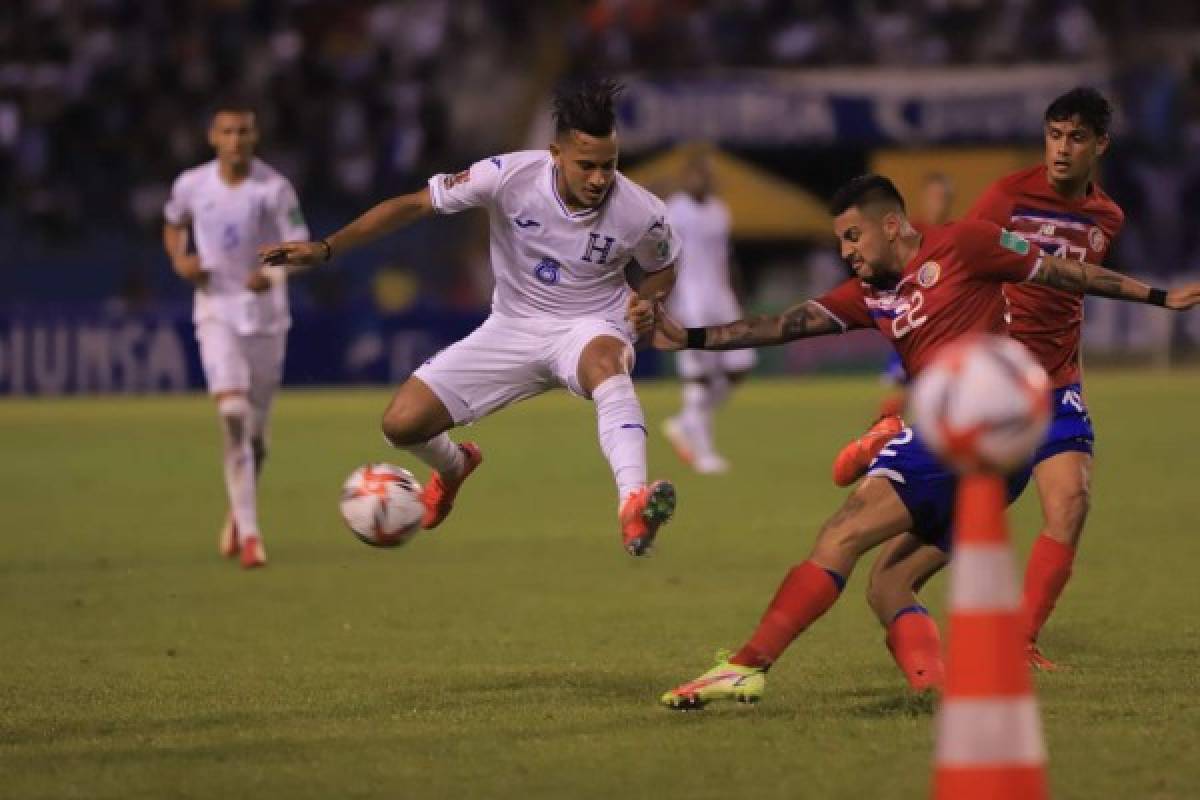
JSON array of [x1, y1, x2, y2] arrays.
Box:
[[916, 261, 941, 288], [1088, 226, 1106, 252], [442, 169, 470, 189], [489, 157, 502, 169], [513, 216, 541, 228], [999, 229, 1031, 255], [533, 258, 561, 284]]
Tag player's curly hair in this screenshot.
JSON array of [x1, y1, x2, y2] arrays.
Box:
[[1045, 87, 1112, 137], [829, 174, 906, 217], [553, 77, 623, 137]]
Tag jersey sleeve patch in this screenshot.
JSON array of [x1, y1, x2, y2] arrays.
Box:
[[999, 229, 1032, 256]]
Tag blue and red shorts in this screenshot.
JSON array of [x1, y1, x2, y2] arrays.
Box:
[[867, 383, 1093, 551]]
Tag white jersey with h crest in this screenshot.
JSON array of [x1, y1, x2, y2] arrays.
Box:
[[427, 150, 681, 321], [164, 158, 310, 335]]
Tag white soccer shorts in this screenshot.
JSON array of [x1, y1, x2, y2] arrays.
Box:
[[195, 320, 286, 403], [412, 313, 636, 425]]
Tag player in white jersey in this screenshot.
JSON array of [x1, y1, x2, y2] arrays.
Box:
[[162, 99, 310, 569], [260, 79, 681, 555], [661, 151, 756, 474]]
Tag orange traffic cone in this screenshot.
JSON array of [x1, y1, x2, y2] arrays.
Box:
[[933, 474, 1049, 800]]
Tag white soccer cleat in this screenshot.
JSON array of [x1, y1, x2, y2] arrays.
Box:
[[694, 453, 730, 475]]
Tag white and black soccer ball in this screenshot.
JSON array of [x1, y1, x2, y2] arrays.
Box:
[[909, 335, 1052, 474], [339, 464, 425, 547]]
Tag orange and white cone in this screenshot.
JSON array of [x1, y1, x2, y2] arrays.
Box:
[[934, 474, 1049, 800]]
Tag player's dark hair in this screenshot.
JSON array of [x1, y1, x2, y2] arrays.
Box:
[[1045, 87, 1112, 137], [553, 77, 622, 137], [209, 94, 257, 119], [829, 174, 906, 217]]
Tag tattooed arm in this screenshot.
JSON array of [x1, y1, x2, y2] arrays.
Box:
[[650, 299, 844, 351], [1030, 255, 1200, 310]]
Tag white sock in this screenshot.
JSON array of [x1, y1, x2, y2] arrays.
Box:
[[399, 433, 465, 479], [593, 374, 647, 502], [680, 382, 717, 460], [218, 395, 259, 539]]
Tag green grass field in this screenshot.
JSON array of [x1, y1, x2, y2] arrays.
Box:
[[2, 373, 1199, 799]]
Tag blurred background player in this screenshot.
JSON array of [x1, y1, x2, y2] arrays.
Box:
[[918, 172, 956, 226], [650, 174, 1199, 708], [162, 99, 311, 569], [865, 88, 1127, 677], [260, 78, 681, 556], [661, 148, 756, 475]]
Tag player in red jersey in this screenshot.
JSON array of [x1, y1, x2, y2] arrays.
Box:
[[864, 88, 1127, 682], [647, 174, 1200, 709]]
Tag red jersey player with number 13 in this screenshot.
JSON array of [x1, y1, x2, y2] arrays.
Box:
[[968, 88, 1122, 669], [863, 89, 1127, 682]]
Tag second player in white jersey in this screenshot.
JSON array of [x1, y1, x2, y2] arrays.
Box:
[[661, 152, 756, 475], [163, 101, 310, 569], [261, 78, 682, 559], [166, 157, 309, 334]]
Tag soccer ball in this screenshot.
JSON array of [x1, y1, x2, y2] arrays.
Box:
[[909, 335, 1052, 474], [339, 464, 425, 547]]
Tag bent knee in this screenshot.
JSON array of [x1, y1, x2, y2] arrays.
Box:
[[381, 404, 424, 447]]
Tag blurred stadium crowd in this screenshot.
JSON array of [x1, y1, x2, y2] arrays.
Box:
[[3, 0, 1200, 310]]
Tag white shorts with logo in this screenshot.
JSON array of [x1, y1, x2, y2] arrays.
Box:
[[413, 313, 635, 425], [195, 320, 287, 403]]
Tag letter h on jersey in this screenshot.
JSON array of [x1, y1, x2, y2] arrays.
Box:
[[582, 233, 616, 264]]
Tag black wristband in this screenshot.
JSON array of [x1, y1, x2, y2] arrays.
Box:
[[319, 238, 333, 262], [1148, 287, 1167, 307], [685, 327, 707, 349]]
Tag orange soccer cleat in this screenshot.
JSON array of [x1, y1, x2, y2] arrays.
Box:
[[420, 443, 484, 530], [831, 414, 904, 487], [219, 512, 239, 558], [619, 479, 677, 556], [240, 535, 267, 569], [1026, 642, 1060, 672]]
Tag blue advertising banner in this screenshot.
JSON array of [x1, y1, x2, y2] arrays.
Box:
[[610, 65, 1109, 151], [0, 305, 485, 396]]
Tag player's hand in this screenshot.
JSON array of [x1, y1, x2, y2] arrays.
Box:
[[173, 255, 209, 288], [626, 293, 657, 339], [1166, 283, 1200, 311], [245, 268, 273, 293], [650, 300, 687, 351], [259, 241, 324, 267]]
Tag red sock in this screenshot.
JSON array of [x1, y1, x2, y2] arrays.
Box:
[[731, 561, 843, 668], [885, 607, 944, 691], [1022, 534, 1075, 642]]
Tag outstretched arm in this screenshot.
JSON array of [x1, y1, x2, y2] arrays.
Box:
[[259, 188, 436, 267], [651, 299, 844, 351], [1030, 255, 1200, 310]]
